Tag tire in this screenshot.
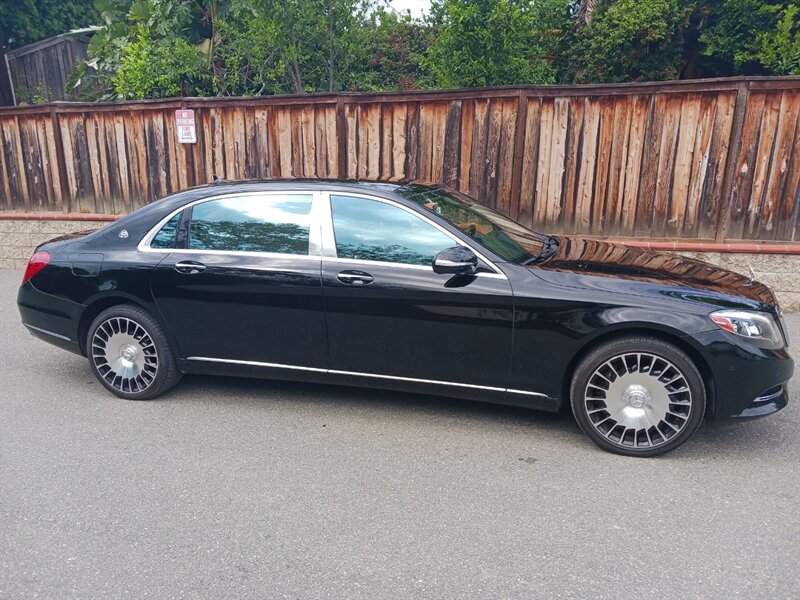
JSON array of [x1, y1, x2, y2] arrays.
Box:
[[87, 304, 182, 400], [570, 336, 705, 457]]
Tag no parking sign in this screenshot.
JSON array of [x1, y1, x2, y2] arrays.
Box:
[[175, 109, 197, 143]]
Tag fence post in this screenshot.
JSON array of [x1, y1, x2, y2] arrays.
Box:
[[49, 104, 71, 213], [336, 95, 347, 179], [714, 78, 751, 242], [509, 88, 529, 221]]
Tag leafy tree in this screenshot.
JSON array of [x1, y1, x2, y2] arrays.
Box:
[[561, 0, 693, 82], [68, 0, 212, 99], [112, 26, 206, 98], [700, 0, 800, 75], [423, 0, 569, 87], [344, 7, 435, 91], [0, 0, 98, 48], [211, 0, 377, 95], [756, 4, 800, 74]]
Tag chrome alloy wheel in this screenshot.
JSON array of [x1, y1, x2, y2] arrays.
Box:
[[91, 317, 159, 393], [583, 352, 693, 449]]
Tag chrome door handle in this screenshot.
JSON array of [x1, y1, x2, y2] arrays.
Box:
[[175, 261, 206, 274], [337, 270, 374, 285]]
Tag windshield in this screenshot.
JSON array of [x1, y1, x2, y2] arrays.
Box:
[[395, 184, 548, 264]]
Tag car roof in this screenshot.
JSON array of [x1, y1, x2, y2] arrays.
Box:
[[110, 179, 438, 239]]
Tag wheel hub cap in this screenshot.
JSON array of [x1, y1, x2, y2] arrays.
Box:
[[623, 383, 649, 409], [91, 317, 158, 393], [583, 352, 692, 449], [120, 344, 138, 363]]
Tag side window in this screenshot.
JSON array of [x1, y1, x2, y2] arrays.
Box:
[[330, 195, 454, 266], [150, 213, 181, 249], [189, 194, 313, 255]]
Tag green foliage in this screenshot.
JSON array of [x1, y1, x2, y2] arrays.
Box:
[[756, 4, 800, 74], [563, 0, 692, 82], [0, 0, 98, 47], [424, 0, 569, 87], [345, 7, 435, 90], [64, 0, 800, 101], [112, 26, 205, 98], [699, 0, 799, 74]]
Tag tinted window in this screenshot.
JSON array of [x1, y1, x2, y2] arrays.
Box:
[[150, 213, 180, 249], [189, 195, 312, 254], [396, 185, 544, 264], [331, 195, 453, 266]]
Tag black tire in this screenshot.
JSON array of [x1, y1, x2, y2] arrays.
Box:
[[570, 336, 705, 457], [87, 304, 182, 400]]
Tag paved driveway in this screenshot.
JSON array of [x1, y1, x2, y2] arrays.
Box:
[[1, 269, 798, 599]]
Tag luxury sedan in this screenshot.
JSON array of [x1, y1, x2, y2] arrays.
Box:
[[17, 181, 793, 456]]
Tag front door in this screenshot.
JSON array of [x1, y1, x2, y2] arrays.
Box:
[[321, 193, 513, 390]]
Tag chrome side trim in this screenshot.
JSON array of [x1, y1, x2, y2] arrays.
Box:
[[188, 357, 327, 373], [23, 323, 71, 342], [754, 386, 784, 403], [185, 356, 547, 397], [141, 248, 320, 261], [507, 388, 549, 398], [326, 368, 507, 392]]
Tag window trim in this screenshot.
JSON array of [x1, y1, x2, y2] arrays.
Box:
[[138, 191, 323, 259], [320, 191, 506, 278]]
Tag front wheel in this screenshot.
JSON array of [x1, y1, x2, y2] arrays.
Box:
[[87, 304, 182, 400], [570, 336, 706, 457]]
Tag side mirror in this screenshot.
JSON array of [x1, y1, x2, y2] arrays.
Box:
[[432, 246, 478, 275]]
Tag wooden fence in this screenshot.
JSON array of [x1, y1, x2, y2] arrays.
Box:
[[5, 33, 92, 105], [1, 76, 799, 242]]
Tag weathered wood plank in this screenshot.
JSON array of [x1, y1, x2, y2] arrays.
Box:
[[518, 98, 542, 229], [683, 94, 716, 237], [620, 96, 648, 235], [575, 97, 601, 232], [668, 94, 701, 237], [746, 91, 783, 238], [725, 92, 767, 239]]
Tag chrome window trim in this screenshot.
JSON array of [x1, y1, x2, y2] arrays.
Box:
[[137, 191, 320, 257], [321, 191, 507, 279], [186, 356, 547, 397]]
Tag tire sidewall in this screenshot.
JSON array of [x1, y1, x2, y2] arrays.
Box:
[[570, 337, 706, 457]]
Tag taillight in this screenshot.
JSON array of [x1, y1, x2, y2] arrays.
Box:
[[22, 251, 51, 284]]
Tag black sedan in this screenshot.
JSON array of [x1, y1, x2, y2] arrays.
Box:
[[17, 181, 793, 456]]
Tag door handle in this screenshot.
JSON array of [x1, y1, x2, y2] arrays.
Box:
[[337, 270, 374, 286], [175, 261, 206, 274]]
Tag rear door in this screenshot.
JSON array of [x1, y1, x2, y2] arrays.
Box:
[[148, 191, 327, 369]]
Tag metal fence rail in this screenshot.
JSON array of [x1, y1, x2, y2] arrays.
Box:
[[1, 76, 798, 242]]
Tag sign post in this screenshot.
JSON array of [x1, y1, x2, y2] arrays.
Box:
[[175, 109, 197, 144]]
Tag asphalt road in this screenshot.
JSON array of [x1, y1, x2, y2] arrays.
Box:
[[1, 268, 799, 599]]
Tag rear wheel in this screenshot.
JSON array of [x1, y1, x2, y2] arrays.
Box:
[[87, 305, 181, 400], [570, 336, 706, 457]]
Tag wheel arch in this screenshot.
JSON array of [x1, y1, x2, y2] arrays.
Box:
[[561, 325, 716, 423], [77, 294, 152, 356]]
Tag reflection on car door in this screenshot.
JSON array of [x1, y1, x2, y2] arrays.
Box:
[[150, 192, 327, 368], [321, 194, 514, 391]]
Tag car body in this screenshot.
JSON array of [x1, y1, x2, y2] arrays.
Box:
[[17, 180, 793, 456]]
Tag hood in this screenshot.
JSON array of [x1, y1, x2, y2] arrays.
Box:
[[533, 236, 776, 309]]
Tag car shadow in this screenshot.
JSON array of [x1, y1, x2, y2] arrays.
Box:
[[58, 353, 794, 460]]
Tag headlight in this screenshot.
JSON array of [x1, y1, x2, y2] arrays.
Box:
[[709, 310, 785, 349]]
